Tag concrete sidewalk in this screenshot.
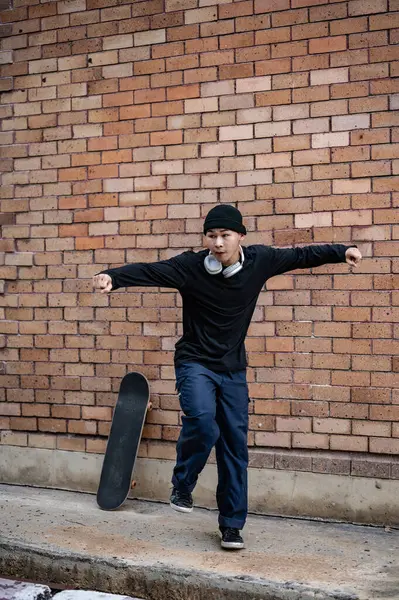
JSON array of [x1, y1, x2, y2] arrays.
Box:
[[0, 485, 397, 600]]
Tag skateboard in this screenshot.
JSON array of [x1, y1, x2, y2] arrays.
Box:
[[96, 371, 151, 510]]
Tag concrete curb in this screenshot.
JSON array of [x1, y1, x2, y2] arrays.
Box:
[[0, 539, 358, 600], [54, 592, 142, 599]]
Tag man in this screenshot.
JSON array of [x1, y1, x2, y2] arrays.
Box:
[[93, 204, 362, 550]]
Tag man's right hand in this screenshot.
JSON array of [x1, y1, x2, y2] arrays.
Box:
[[93, 273, 113, 294]]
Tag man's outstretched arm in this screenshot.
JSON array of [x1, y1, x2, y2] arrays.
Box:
[[92, 252, 192, 294], [266, 243, 362, 278]]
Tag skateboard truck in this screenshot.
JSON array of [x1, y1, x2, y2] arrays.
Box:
[[130, 402, 152, 489]]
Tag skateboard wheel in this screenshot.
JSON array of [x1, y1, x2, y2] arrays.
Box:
[[147, 402, 153, 411], [131, 480, 137, 489]]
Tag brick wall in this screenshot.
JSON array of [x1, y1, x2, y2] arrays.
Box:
[[0, 0, 399, 481]]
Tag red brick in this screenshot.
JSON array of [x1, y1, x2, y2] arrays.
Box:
[[350, 96, 388, 114], [372, 111, 399, 128], [372, 144, 399, 159], [167, 24, 199, 42], [219, 1, 253, 19], [255, 0, 289, 12], [369, 12, 399, 30], [236, 14, 271, 32], [369, 439, 399, 454], [151, 11, 184, 29], [330, 435, 368, 452], [256, 26, 291, 46], [10, 417, 37, 431], [293, 55, 330, 73], [152, 41, 184, 59], [272, 8, 308, 27], [331, 83, 368, 99], [371, 79, 399, 95], [272, 40, 307, 59], [184, 37, 217, 55], [76, 237, 104, 250], [370, 406, 399, 421], [309, 36, 347, 54], [184, 66, 217, 84], [349, 30, 388, 49], [292, 21, 328, 40], [167, 83, 199, 101], [149, 129, 182, 146], [256, 90, 291, 107], [310, 4, 347, 21], [373, 176, 399, 193], [255, 57, 290, 77], [255, 431, 291, 448], [1, 7, 28, 23], [201, 20, 235, 38], [370, 44, 399, 63], [332, 49, 371, 69], [330, 16, 368, 36], [293, 87, 329, 104], [351, 63, 389, 81], [68, 420, 97, 435]]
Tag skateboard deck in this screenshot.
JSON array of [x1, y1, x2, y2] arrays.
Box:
[[97, 371, 150, 511]]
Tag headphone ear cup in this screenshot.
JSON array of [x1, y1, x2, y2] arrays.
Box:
[[204, 253, 223, 275], [223, 246, 245, 278], [223, 262, 242, 278]]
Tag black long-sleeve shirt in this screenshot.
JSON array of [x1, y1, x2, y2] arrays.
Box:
[[100, 244, 350, 372]]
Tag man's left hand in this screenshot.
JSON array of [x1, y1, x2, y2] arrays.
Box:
[[345, 247, 362, 267]]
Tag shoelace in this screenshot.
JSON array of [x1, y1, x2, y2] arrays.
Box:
[[223, 527, 239, 538], [176, 490, 192, 503]]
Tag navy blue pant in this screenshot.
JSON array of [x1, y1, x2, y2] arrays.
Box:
[[172, 362, 249, 529]]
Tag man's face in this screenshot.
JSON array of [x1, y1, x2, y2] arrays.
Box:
[[204, 229, 245, 266]]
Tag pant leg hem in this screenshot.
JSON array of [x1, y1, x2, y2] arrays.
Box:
[[218, 517, 246, 530], [171, 476, 196, 494]]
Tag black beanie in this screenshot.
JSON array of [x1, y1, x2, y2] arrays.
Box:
[[203, 204, 247, 235]]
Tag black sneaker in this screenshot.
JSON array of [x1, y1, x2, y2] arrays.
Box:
[[220, 527, 244, 550], [170, 487, 193, 513]]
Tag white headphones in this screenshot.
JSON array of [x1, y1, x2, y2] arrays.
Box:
[[204, 246, 245, 278]]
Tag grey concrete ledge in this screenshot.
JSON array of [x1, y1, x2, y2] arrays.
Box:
[[0, 540, 357, 600], [54, 592, 142, 599], [1, 446, 399, 524]]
